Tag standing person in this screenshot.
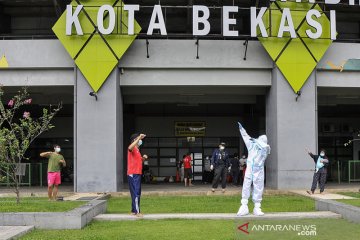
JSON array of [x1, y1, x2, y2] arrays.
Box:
[[230, 153, 240, 186], [237, 122, 271, 216], [183, 153, 194, 187], [239, 155, 247, 185], [203, 156, 212, 184], [128, 133, 148, 217], [40, 145, 66, 201], [210, 142, 230, 193], [143, 159, 151, 184], [305, 148, 329, 195]]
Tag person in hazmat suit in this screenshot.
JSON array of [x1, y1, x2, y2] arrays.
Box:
[[237, 122, 271, 216]]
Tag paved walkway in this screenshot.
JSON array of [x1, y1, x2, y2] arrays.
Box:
[[1, 182, 358, 197], [0, 185, 74, 198], [94, 211, 341, 221], [290, 190, 358, 200], [0, 226, 34, 240]]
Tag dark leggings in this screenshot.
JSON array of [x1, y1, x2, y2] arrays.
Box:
[[311, 168, 327, 193]]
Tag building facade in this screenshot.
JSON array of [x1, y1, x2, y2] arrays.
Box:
[[0, 0, 360, 192]]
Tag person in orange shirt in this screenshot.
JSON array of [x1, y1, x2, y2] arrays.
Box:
[[127, 133, 148, 217]]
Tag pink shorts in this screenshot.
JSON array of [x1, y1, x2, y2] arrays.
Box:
[[48, 172, 61, 186]]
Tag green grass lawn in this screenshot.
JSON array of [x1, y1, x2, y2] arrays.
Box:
[[337, 192, 360, 198], [336, 192, 360, 207], [337, 199, 360, 207], [21, 218, 360, 240], [0, 197, 86, 212], [106, 194, 315, 214]]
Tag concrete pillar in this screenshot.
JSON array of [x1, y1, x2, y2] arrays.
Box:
[[266, 68, 317, 189], [75, 68, 123, 192]]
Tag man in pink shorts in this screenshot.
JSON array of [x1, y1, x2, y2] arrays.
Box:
[[40, 145, 66, 200]]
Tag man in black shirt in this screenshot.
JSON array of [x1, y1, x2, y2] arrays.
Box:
[[210, 142, 230, 193], [230, 153, 240, 186]]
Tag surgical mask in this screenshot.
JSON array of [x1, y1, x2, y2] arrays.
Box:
[[320, 152, 325, 157], [138, 140, 143, 146], [219, 146, 225, 150], [55, 147, 61, 153]]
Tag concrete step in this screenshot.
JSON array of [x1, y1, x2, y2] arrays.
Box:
[[94, 211, 341, 221], [0, 226, 34, 240]]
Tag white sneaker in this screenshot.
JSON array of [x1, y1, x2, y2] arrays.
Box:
[[253, 203, 264, 216], [236, 199, 249, 216]]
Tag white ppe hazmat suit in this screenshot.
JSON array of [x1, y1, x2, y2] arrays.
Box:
[[237, 122, 270, 216]]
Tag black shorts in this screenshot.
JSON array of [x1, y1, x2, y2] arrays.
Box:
[[184, 168, 192, 178]]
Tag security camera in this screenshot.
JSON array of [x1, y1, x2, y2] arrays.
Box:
[[89, 92, 98, 101]]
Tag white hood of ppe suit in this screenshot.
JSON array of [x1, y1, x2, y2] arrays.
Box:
[[256, 135, 268, 149], [239, 126, 270, 204], [239, 128, 270, 170]]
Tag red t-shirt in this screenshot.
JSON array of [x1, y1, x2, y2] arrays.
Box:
[[127, 147, 143, 175], [183, 156, 192, 169]]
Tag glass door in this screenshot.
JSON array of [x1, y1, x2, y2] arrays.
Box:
[[191, 152, 202, 181]]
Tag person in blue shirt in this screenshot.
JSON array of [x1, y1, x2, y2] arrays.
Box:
[[305, 148, 329, 195]]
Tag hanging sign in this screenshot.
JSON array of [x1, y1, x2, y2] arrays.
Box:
[[53, 0, 354, 93]]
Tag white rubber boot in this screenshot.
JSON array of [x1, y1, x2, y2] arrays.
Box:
[[253, 202, 264, 216], [236, 199, 249, 216]]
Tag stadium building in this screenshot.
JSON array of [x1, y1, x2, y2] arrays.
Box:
[[0, 0, 360, 192]]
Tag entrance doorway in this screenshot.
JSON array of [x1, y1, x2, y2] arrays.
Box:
[[140, 137, 239, 182], [318, 87, 360, 183], [123, 86, 267, 183]]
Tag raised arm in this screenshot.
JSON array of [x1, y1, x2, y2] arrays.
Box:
[[128, 134, 146, 151], [238, 122, 252, 149], [305, 148, 316, 162], [40, 151, 52, 158], [305, 148, 315, 157]]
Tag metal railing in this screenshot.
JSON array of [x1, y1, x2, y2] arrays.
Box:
[[348, 160, 360, 183], [0, 162, 44, 187]]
